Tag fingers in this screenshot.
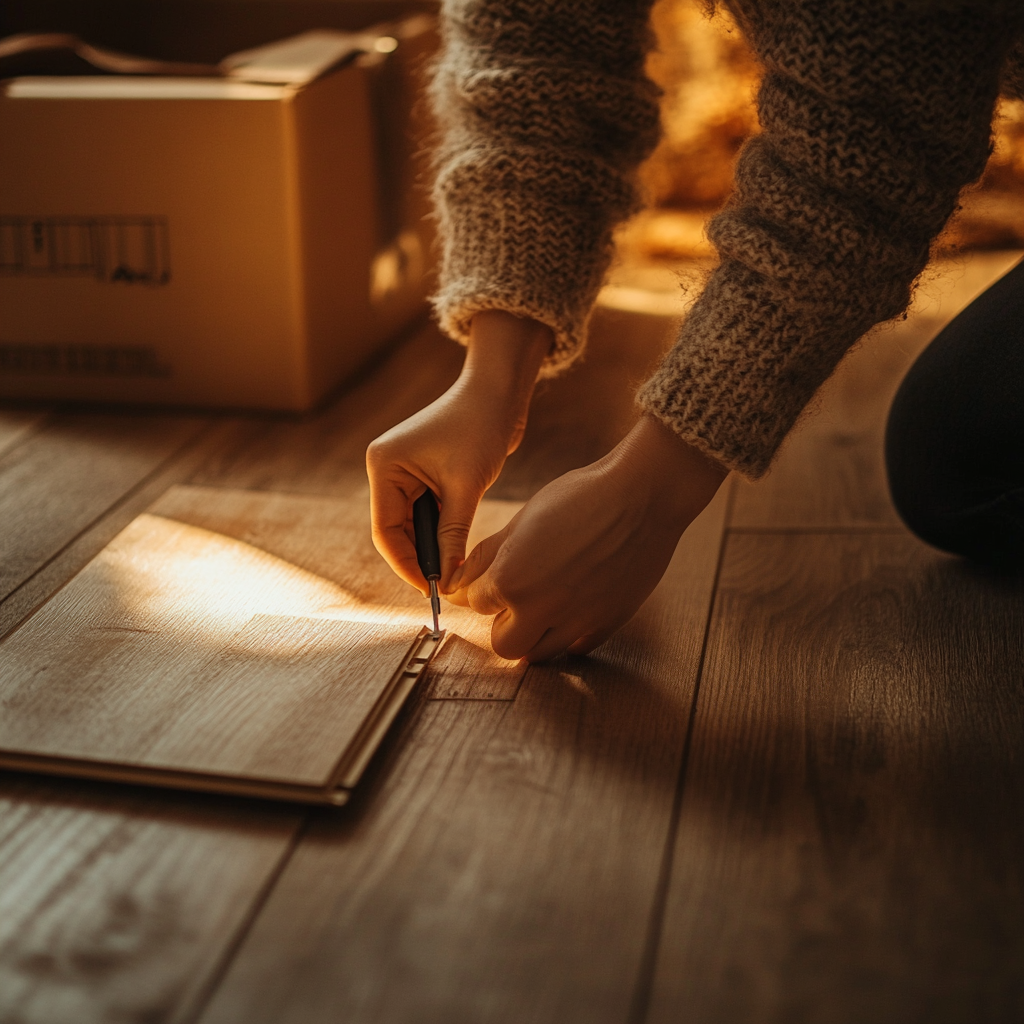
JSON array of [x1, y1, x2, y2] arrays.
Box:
[[436, 487, 480, 591], [368, 473, 429, 595], [567, 629, 614, 656], [447, 526, 508, 595], [489, 606, 552, 661]]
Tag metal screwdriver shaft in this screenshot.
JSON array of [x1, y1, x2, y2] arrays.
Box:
[[412, 489, 442, 639]]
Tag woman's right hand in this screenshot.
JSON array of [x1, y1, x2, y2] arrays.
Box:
[[366, 311, 552, 595]]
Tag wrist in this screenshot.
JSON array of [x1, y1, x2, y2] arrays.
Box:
[[461, 310, 552, 410], [610, 414, 727, 527]]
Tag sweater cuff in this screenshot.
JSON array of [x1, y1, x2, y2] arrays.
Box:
[[431, 154, 623, 378], [634, 259, 883, 480]]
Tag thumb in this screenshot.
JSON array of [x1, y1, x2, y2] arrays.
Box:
[[448, 524, 509, 596], [436, 487, 482, 590]]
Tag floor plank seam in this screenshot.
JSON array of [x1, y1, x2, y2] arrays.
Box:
[[0, 418, 218, 642], [181, 810, 314, 1024], [625, 519, 733, 1024]]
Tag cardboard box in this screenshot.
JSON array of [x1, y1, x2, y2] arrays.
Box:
[[0, 19, 435, 410]]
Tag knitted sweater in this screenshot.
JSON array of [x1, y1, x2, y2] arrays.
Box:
[[431, 0, 1023, 478]]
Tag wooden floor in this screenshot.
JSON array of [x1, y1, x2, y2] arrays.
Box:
[[0, 250, 1021, 1024]]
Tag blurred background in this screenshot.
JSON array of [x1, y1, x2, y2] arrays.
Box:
[[3, 0, 1022, 283]]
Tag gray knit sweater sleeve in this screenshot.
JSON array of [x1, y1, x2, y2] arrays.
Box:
[[430, 0, 662, 376], [636, 1, 1016, 478]]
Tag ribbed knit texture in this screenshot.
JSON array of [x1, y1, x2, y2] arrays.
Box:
[[638, 0, 1016, 476], [430, 0, 662, 375], [431, 0, 1022, 472]]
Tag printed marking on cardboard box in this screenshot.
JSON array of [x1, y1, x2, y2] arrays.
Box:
[[0, 343, 171, 378], [0, 217, 171, 285]]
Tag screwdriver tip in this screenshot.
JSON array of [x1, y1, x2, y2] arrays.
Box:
[[428, 578, 441, 639]]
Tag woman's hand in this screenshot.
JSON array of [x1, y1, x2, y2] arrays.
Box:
[[446, 415, 727, 660], [367, 311, 552, 594]]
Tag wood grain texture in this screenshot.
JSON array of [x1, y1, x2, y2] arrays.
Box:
[[151, 484, 524, 677], [648, 532, 1024, 1024], [422, 633, 527, 700], [732, 252, 1022, 529], [0, 777, 301, 1024], [0, 407, 49, 458], [0, 412, 207, 602], [0, 484, 438, 786], [197, 485, 729, 1024], [0, 419, 246, 642]]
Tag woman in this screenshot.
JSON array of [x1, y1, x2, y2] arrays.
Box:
[[366, 0, 1024, 662]]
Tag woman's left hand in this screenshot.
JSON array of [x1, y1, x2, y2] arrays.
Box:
[[445, 415, 728, 662]]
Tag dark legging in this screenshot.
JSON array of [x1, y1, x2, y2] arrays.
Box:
[[885, 257, 1024, 571]]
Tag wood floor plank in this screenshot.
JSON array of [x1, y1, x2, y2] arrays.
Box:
[[151, 485, 523, 674], [648, 532, 1024, 1024], [0, 412, 208, 602], [732, 252, 1022, 529], [196, 485, 729, 1024], [0, 408, 50, 458], [0, 420, 244, 642], [0, 528, 425, 784], [0, 777, 302, 1024]]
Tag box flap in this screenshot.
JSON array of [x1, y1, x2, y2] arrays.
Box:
[[222, 29, 394, 85]]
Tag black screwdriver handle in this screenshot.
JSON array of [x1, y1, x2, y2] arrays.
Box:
[[412, 489, 441, 581]]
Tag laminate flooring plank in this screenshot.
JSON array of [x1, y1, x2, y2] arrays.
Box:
[[0, 412, 208, 602], [150, 484, 524, 680], [197, 485, 729, 1024], [0, 407, 50, 458], [0, 778, 302, 1024], [731, 251, 1022, 529], [648, 532, 1024, 1024]]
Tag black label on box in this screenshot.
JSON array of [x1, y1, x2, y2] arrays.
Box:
[[0, 343, 171, 378], [0, 216, 171, 285]]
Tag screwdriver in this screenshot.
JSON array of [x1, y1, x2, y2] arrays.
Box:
[[412, 489, 442, 639]]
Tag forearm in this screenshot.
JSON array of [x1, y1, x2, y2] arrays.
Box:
[[455, 311, 552, 449], [638, 0, 1017, 479], [430, 0, 662, 376]]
